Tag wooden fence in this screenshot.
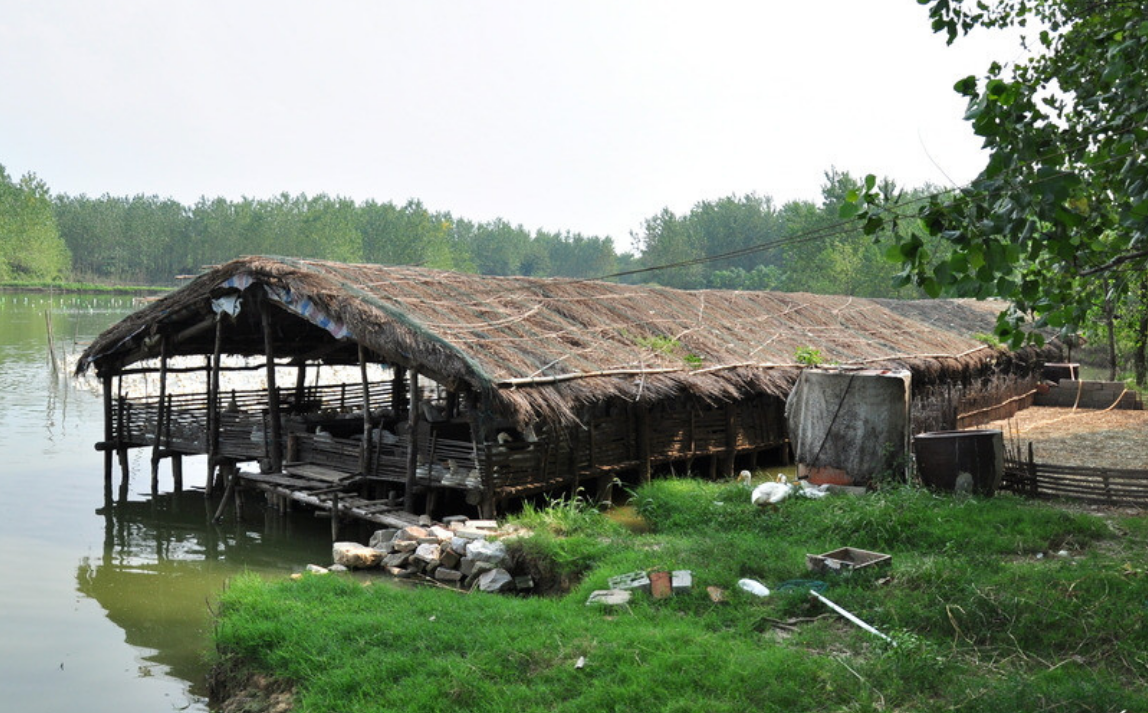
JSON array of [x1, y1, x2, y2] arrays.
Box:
[[1003, 456, 1148, 507]]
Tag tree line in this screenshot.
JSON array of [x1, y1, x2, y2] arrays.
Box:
[[3, 154, 1146, 385], [0, 162, 934, 300]]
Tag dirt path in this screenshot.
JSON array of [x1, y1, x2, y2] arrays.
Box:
[[983, 406, 1148, 469]]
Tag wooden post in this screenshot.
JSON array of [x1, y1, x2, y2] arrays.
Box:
[[405, 369, 420, 512], [358, 344, 372, 475], [294, 361, 308, 408], [150, 337, 169, 495], [260, 297, 283, 473], [116, 389, 130, 483], [207, 322, 224, 498], [637, 407, 652, 485], [171, 452, 183, 492], [331, 492, 340, 541], [724, 403, 737, 478], [391, 365, 406, 414], [211, 460, 237, 523], [103, 374, 113, 504]]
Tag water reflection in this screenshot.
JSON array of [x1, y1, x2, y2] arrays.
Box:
[[77, 490, 337, 701]]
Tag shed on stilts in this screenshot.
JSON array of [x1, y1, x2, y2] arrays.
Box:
[[77, 256, 1059, 526]]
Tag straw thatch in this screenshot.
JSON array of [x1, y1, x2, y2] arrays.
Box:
[[78, 256, 1058, 427]]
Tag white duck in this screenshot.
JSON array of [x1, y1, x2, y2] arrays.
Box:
[[751, 474, 793, 508]]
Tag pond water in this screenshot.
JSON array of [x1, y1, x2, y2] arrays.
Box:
[[0, 292, 335, 713]]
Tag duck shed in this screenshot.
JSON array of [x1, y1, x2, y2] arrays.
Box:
[[77, 256, 1059, 521]]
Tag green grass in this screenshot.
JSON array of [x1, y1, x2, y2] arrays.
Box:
[[211, 479, 1148, 712], [0, 280, 171, 293]]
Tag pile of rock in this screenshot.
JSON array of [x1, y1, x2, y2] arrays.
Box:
[[305, 516, 534, 594]]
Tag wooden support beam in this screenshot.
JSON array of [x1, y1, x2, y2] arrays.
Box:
[[724, 403, 737, 478], [405, 369, 420, 512], [150, 336, 169, 495], [260, 297, 283, 473], [207, 324, 224, 498], [172, 452, 183, 492], [295, 360, 308, 406], [359, 344, 372, 475], [637, 407, 652, 485], [103, 374, 113, 505]]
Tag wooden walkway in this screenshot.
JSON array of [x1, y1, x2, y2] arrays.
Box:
[[240, 468, 420, 530]]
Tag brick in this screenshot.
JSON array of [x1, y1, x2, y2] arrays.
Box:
[[649, 570, 672, 599]]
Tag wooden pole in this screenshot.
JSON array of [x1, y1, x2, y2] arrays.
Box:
[[260, 297, 283, 473], [724, 403, 737, 478], [331, 492, 340, 541], [172, 452, 183, 492], [638, 407, 652, 485], [359, 344, 372, 475], [207, 322, 224, 498], [405, 369, 420, 512], [294, 360, 308, 408], [150, 336, 169, 495], [102, 374, 113, 504], [391, 365, 406, 415]]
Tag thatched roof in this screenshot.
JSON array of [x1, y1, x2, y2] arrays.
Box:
[[79, 256, 1057, 426]]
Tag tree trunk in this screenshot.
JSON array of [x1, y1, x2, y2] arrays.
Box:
[[1103, 279, 1117, 381], [1135, 278, 1148, 387]]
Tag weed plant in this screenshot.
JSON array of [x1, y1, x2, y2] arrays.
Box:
[[212, 478, 1148, 712]]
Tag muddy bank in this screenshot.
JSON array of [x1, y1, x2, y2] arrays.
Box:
[[208, 657, 295, 713]]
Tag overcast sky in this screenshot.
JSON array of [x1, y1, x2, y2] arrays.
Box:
[[1, 1, 1024, 249]]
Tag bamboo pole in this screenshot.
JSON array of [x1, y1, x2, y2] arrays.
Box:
[[260, 297, 283, 473]]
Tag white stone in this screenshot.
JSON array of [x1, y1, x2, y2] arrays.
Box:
[[428, 525, 454, 542], [466, 539, 507, 565], [305, 564, 329, 574], [332, 542, 383, 569], [414, 543, 442, 563]]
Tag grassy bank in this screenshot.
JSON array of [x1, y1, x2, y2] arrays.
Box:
[[211, 479, 1148, 712], [0, 280, 171, 294]]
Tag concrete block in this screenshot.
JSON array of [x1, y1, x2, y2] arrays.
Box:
[[671, 570, 692, 594], [586, 589, 632, 606], [607, 571, 650, 593]]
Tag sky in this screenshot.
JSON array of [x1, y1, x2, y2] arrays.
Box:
[[0, 1, 1026, 251]]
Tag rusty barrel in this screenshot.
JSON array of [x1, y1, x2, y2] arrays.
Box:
[[912, 429, 1004, 496]]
